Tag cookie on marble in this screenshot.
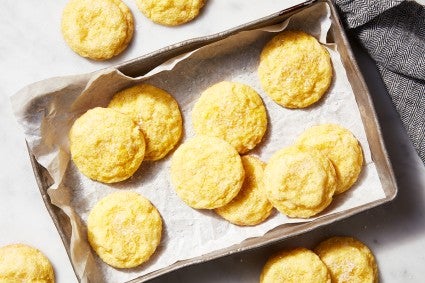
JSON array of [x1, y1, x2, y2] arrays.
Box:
[[264, 146, 336, 218], [260, 247, 331, 283], [108, 84, 183, 161], [258, 30, 333, 108], [315, 236, 378, 283], [61, 0, 134, 60], [192, 81, 267, 153], [136, 0, 206, 26], [215, 155, 273, 226], [69, 107, 145, 183], [87, 191, 162, 268], [296, 124, 363, 194], [170, 136, 244, 209], [0, 244, 55, 282]]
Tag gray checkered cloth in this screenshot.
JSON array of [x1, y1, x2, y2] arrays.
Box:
[[334, 0, 425, 164]]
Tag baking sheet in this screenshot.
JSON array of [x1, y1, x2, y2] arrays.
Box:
[[12, 2, 386, 282]]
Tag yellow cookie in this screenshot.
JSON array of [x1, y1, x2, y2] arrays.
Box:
[[192, 81, 268, 153], [61, 0, 134, 60], [260, 247, 331, 283], [315, 237, 378, 283], [136, 0, 206, 26], [0, 244, 55, 283], [258, 30, 333, 108], [170, 136, 244, 209], [69, 107, 145, 183], [296, 124, 363, 194], [87, 191, 162, 269], [264, 146, 336, 218], [109, 84, 183, 161], [215, 155, 273, 226]]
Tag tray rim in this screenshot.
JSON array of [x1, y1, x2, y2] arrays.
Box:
[[26, 0, 398, 282]]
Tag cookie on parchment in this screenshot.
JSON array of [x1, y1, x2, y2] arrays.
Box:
[[264, 146, 336, 218], [258, 30, 333, 108], [61, 0, 134, 60], [108, 84, 183, 161], [69, 107, 145, 183], [315, 236, 378, 283], [192, 81, 267, 154], [260, 247, 331, 283], [87, 191, 162, 269], [170, 136, 244, 209], [136, 0, 206, 26], [0, 244, 55, 283], [215, 155, 273, 226], [296, 124, 363, 194]]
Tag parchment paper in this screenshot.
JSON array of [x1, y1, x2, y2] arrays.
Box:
[[12, 3, 386, 283]]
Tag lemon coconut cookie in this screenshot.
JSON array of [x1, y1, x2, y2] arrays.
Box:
[[0, 244, 55, 282], [109, 84, 183, 161], [87, 191, 162, 268], [170, 136, 245, 209], [296, 124, 363, 194], [264, 146, 337, 218], [215, 155, 273, 226], [258, 30, 333, 108], [192, 81, 267, 154], [260, 247, 331, 283], [136, 0, 206, 26], [315, 236, 378, 283], [61, 0, 134, 60], [69, 107, 145, 183]]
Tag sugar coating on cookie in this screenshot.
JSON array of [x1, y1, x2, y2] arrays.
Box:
[[296, 124, 363, 194], [170, 136, 244, 209], [109, 84, 183, 161], [87, 191, 162, 269], [69, 107, 145, 183], [136, 0, 205, 26], [192, 81, 267, 154], [258, 30, 333, 108], [264, 146, 336, 218], [61, 0, 134, 60], [260, 247, 331, 283], [0, 244, 55, 282], [315, 237, 378, 283], [215, 155, 273, 226]]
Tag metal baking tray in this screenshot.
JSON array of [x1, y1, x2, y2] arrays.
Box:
[[28, 0, 397, 281]]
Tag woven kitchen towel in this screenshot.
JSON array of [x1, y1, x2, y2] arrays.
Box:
[[334, 0, 425, 164]]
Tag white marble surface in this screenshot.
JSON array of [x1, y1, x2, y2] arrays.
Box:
[[1, 1, 424, 282]]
